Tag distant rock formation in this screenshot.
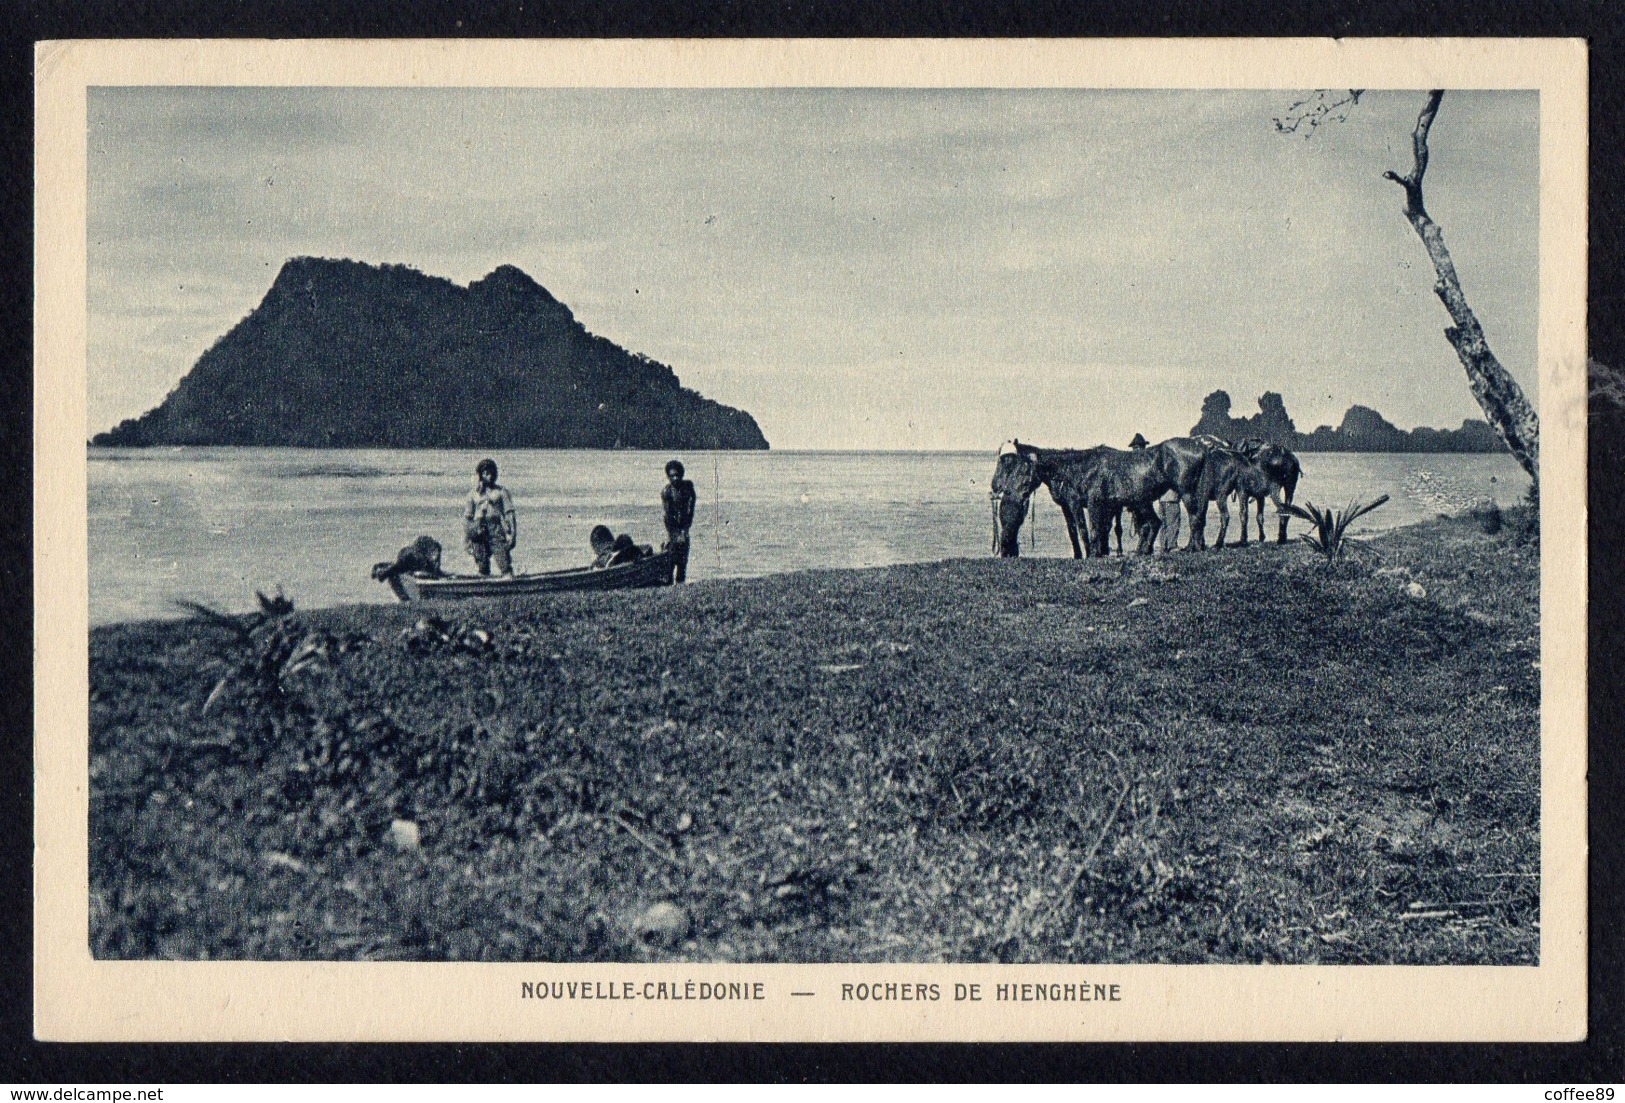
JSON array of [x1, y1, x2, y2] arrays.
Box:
[[92, 257, 770, 450], [1191, 390, 1508, 453]]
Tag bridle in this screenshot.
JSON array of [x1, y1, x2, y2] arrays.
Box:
[[990, 450, 1041, 554]]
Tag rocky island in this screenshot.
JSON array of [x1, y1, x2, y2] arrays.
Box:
[[92, 257, 770, 450], [1192, 389, 1508, 454]]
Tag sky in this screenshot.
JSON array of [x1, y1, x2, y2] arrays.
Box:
[[87, 87, 1540, 450]]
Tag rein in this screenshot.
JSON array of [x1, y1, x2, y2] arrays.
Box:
[[990, 447, 1045, 553]]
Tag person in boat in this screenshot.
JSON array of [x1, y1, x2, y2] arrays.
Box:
[[589, 524, 618, 568], [589, 526, 653, 568], [661, 459, 697, 583], [610, 533, 652, 565], [371, 536, 444, 600], [465, 458, 516, 577]]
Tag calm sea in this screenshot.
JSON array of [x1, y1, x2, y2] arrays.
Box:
[[87, 448, 1532, 625]]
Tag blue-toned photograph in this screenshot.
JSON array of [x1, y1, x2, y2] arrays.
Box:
[[85, 85, 1541, 966]]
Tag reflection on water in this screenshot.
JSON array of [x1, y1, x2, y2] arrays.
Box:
[[88, 447, 1532, 625]]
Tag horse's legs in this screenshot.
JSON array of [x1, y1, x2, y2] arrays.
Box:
[[1059, 501, 1084, 559], [1253, 493, 1266, 544], [1159, 497, 1182, 554], [1087, 503, 1112, 558], [1273, 487, 1292, 544], [1236, 493, 1250, 546], [1077, 502, 1098, 558], [1183, 494, 1207, 551], [1113, 511, 1124, 556], [1214, 492, 1231, 548], [1134, 505, 1160, 554]]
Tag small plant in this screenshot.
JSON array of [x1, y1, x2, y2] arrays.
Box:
[[1279, 495, 1390, 564], [1472, 499, 1503, 536]]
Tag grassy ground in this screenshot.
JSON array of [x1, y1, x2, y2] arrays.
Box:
[[89, 509, 1540, 964]]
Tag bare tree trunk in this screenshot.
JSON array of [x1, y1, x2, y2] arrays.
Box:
[[1384, 90, 1540, 483]]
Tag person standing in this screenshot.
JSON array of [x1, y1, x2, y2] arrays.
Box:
[[661, 459, 697, 583], [465, 458, 516, 576], [1124, 433, 1183, 553]]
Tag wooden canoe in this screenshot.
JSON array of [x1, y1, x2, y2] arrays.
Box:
[[396, 550, 675, 602]]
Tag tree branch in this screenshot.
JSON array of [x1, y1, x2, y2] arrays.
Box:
[[1381, 90, 1540, 481], [1272, 89, 1364, 136], [1383, 89, 1444, 215]]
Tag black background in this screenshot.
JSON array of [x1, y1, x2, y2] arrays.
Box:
[[3, 0, 1619, 1084]]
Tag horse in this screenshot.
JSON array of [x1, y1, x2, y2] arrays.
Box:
[[988, 445, 1157, 562], [1190, 437, 1304, 546], [1063, 445, 1167, 558], [992, 445, 1098, 558], [991, 439, 1210, 558], [1240, 439, 1303, 544], [1194, 444, 1275, 546], [1152, 437, 1215, 550]]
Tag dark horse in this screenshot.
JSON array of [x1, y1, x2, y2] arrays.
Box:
[[1194, 444, 1275, 547], [1246, 440, 1303, 544], [1191, 438, 1303, 546], [991, 438, 1212, 557]]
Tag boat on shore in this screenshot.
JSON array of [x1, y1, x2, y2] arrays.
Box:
[[396, 551, 675, 602]]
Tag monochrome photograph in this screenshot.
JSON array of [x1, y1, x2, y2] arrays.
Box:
[[35, 39, 1588, 1042]]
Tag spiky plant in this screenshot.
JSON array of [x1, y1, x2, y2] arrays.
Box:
[[1279, 495, 1390, 564]]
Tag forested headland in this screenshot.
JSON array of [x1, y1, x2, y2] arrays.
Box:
[[93, 257, 770, 451]]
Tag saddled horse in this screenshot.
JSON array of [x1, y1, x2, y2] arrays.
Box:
[[1190, 437, 1304, 546], [1243, 440, 1303, 544], [991, 438, 1212, 557], [1154, 437, 1213, 550], [1195, 444, 1275, 547]]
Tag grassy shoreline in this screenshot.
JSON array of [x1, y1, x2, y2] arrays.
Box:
[[89, 511, 1540, 963]]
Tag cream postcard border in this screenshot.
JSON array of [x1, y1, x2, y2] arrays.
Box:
[[34, 37, 1589, 1042]]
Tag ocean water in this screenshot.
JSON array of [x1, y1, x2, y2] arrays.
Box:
[[87, 448, 1532, 625]]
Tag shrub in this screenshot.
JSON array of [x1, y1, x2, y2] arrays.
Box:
[[1279, 496, 1390, 565], [1518, 482, 1540, 544]]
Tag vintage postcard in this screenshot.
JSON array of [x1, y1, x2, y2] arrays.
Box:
[[35, 38, 1587, 1042]]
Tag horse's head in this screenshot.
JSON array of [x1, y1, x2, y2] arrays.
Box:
[[1250, 443, 1302, 497], [991, 446, 1040, 557]]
